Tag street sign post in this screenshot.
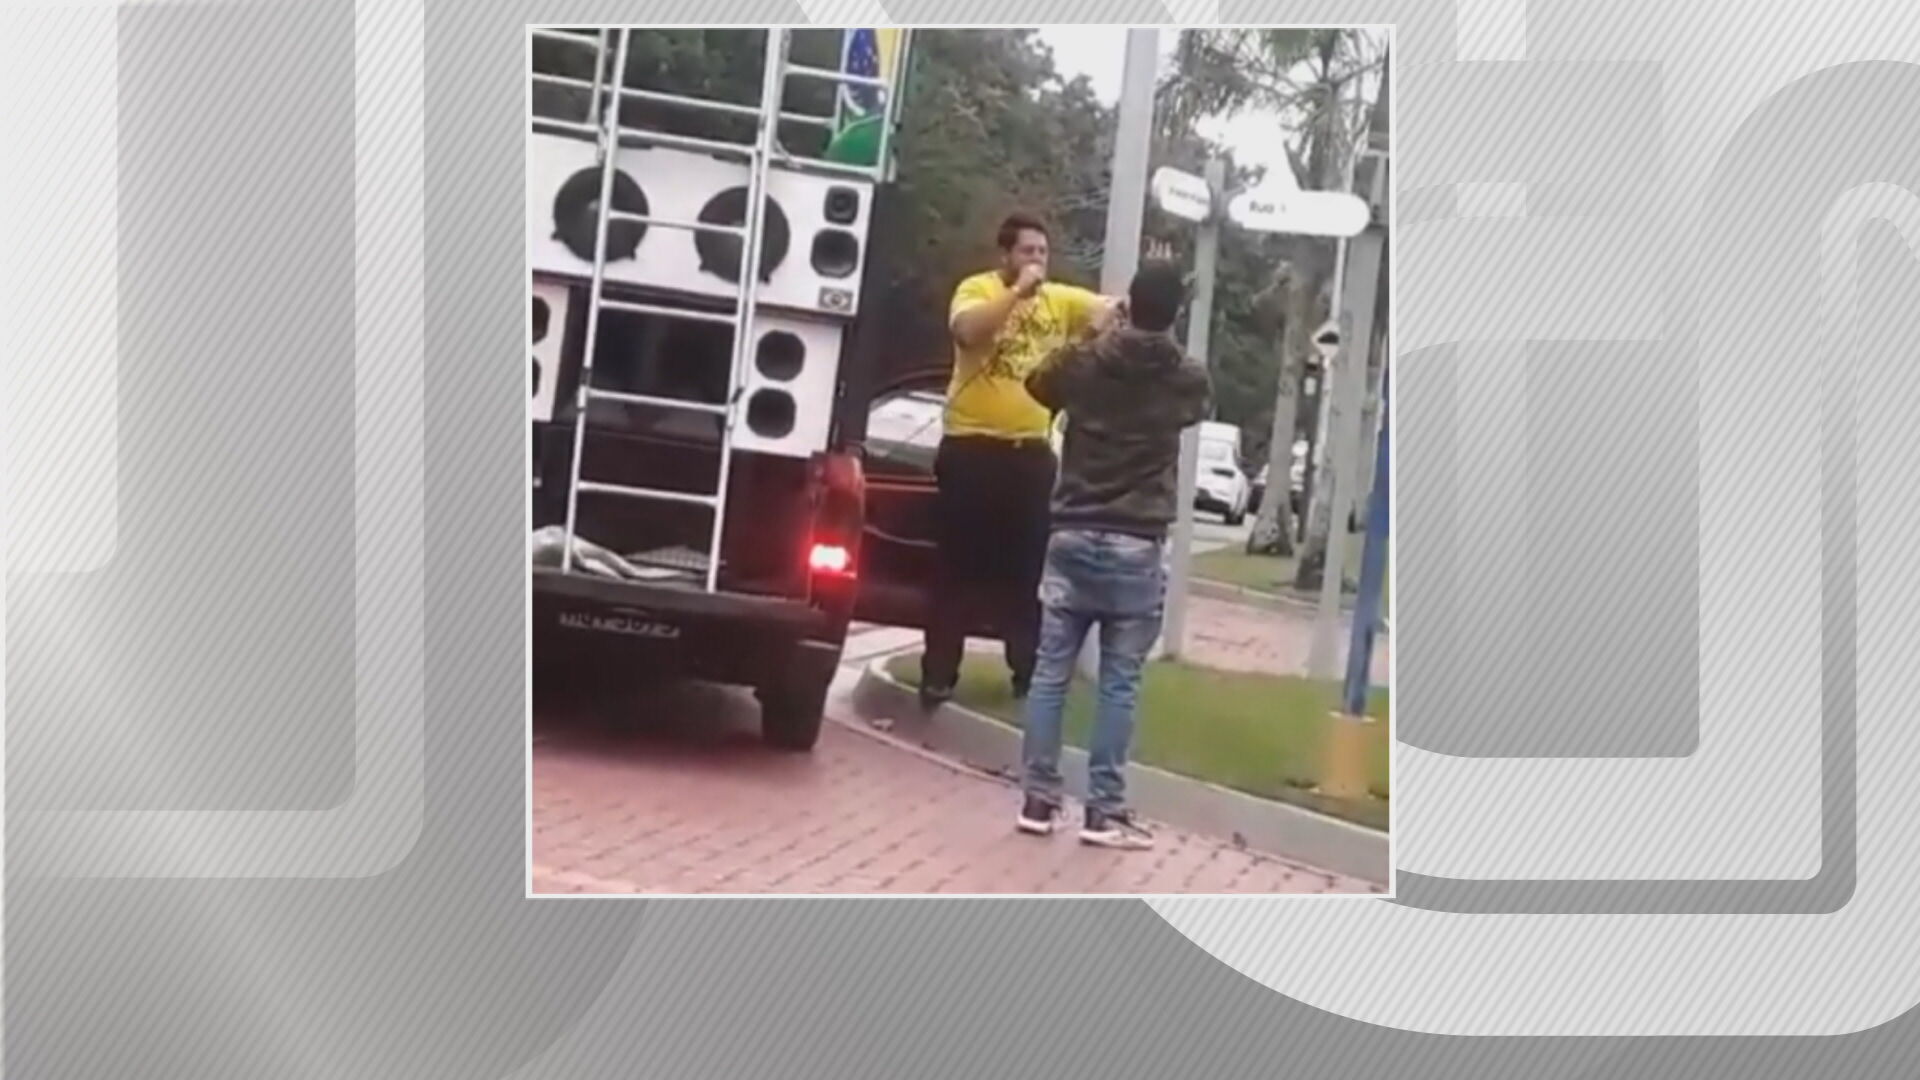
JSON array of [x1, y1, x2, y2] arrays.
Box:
[[1139, 139, 1368, 664], [1160, 158, 1225, 660], [1151, 166, 1214, 223], [1228, 188, 1370, 237]]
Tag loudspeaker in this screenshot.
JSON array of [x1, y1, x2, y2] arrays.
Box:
[[733, 312, 844, 458], [528, 132, 872, 317], [531, 278, 570, 423], [528, 275, 843, 458]]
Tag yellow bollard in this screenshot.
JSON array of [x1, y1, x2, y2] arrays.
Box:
[[1317, 711, 1376, 802]]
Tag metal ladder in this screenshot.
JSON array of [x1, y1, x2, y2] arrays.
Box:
[[529, 27, 900, 592]]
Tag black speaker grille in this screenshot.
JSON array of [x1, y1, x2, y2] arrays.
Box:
[[745, 388, 796, 439], [694, 187, 790, 284], [755, 331, 805, 382], [552, 167, 648, 263]]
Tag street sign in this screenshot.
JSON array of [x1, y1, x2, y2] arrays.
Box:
[[1227, 188, 1369, 237], [1151, 166, 1213, 223]]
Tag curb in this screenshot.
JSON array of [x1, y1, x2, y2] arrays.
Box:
[[1190, 576, 1374, 621], [847, 660, 1390, 886]]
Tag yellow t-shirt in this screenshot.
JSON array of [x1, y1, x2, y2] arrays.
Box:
[[944, 271, 1103, 440]]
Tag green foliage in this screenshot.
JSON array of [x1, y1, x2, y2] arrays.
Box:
[[552, 29, 1342, 446]]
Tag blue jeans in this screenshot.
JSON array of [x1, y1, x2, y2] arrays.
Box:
[[1020, 529, 1167, 816]]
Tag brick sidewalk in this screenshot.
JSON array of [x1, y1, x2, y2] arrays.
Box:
[[532, 703, 1378, 896]]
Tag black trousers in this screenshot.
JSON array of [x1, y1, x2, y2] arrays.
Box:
[[922, 435, 1058, 691]]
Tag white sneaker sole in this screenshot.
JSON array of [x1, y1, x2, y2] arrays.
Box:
[[1079, 829, 1154, 850], [1015, 816, 1056, 836]]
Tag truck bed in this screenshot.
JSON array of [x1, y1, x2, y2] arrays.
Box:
[[532, 422, 817, 601]]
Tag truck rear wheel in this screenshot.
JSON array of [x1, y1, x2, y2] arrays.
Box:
[[757, 641, 839, 752], [759, 677, 828, 751]]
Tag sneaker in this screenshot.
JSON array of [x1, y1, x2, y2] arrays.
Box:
[[918, 680, 954, 711], [1015, 795, 1059, 836], [1080, 808, 1154, 850]]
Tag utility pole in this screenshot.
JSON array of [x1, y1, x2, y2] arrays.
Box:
[[1079, 27, 1158, 679], [1352, 56, 1391, 523], [1305, 124, 1388, 681], [1099, 29, 1159, 297], [1316, 50, 1391, 800], [1300, 53, 1383, 554], [1162, 156, 1223, 659]]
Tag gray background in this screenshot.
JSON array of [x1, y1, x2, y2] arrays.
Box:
[[6, 0, 1919, 1075]]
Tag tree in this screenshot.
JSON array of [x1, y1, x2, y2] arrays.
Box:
[[1244, 261, 1304, 556], [1157, 29, 1385, 564], [1141, 107, 1291, 440], [1350, 56, 1393, 532]]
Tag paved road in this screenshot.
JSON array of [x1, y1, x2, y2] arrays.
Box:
[[1192, 515, 1249, 554], [531, 631, 1379, 896]]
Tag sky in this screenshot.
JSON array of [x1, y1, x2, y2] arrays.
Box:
[[1032, 26, 1295, 186]]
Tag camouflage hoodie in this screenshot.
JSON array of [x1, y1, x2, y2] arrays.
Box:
[[1025, 326, 1213, 539]]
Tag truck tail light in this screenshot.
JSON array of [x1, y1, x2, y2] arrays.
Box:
[[806, 450, 866, 603], [809, 542, 853, 577]]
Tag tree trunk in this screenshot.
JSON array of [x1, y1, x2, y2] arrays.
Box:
[[1291, 270, 1339, 591], [1292, 57, 1346, 593], [1336, 155, 1387, 537], [1245, 342, 1299, 557], [1294, 348, 1349, 591]]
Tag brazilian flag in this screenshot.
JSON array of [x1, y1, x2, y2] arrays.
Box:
[[822, 28, 903, 168]]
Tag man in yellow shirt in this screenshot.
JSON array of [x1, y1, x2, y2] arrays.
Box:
[[921, 212, 1118, 707]]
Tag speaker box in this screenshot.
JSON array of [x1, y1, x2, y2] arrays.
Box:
[[733, 312, 844, 458], [530, 278, 570, 423], [528, 132, 872, 318], [528, 273, 844, 459]]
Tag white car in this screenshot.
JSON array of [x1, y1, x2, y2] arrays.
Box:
[[1195, 425, 1250, 525]]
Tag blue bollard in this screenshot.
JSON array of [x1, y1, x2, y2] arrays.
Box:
[[1342, 366, 1390, 717]]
